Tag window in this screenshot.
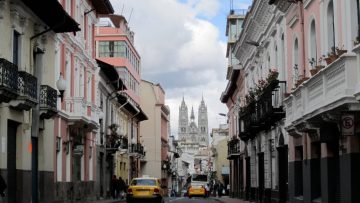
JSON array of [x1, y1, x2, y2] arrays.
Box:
[[309, 20, 317, 68], [327, 1, 335, 52], [13, 30, 20, 66], [98, 41, 126, 57]]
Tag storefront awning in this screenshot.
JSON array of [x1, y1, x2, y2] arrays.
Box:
[[21, 0, 80, 33], [97, 59, 126, 90], [90, 0, 114, 14], [117, 94, 148, 121]]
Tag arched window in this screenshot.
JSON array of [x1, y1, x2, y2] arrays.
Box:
[[357, 0, 360, 40], [281, 33, 286, 81], [327, 1, 335, 52], [293, 38, 299, 83], [274, 44, 278, 69], [310, 19, 317, 68]]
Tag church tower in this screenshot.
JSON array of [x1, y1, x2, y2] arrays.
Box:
[[197, 96, 209, 146], [178, 96, 188, 141]]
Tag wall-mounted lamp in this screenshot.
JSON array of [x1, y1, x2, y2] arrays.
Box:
[[56, 73, 66, 102], [131, 137, 137, 144]]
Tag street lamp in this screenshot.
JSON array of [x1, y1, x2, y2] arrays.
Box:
[[56, 73, 66, 101]]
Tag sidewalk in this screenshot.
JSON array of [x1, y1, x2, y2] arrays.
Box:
[[211, 196, 250, 203]]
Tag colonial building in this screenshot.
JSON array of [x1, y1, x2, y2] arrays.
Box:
[[220, 7, 246, 199], [96, 58, 128, 198], [224, 0, 360, 203], [271, 0, 360, 202], [0, 0, 81, 202], [52, 1, 114, 202]]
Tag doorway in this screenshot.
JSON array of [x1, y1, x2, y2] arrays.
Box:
[[258, 153, 264, 202], [7, 120, 19, 203], [278, 146, 288, 203]]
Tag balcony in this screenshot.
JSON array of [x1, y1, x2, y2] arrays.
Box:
[[10, 71, 37, 111], [64, 97, 99, 130], [129, 143, 146, 157], [0, 58, 19, 103], [227, 138, 240, 160], [268, 0, 297, 13], [240, 80, 286, 141], [39, 85, 58, 119], [284, 54, 358, 128]]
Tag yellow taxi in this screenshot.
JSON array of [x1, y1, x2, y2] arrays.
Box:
[[126, 176, 165, 203], [187, 183, 206, 198]]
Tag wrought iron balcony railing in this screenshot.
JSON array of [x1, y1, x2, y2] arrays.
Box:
[[40, 85, 58, 119], [240, 80, 286, 141], [0, 58, 19, 103], [129, 143, 146, 156], [227, 138, 240, 160], [10, 71, 38, 110]]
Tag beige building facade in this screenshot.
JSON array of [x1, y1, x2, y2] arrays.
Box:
[[139, 80, 171, 190]]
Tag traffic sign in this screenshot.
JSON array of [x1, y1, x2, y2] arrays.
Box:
[[342, 114, 354, 136]]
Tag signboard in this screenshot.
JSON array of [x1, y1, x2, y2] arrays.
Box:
[[342, 114, 354, 136]]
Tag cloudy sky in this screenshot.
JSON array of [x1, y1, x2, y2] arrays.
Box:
[[110, 0, 252, 137]]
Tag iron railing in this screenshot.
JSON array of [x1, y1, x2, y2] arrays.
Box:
[[0, 58, 19, 102], [18, 71, 37, 101], [40, 85, 57, 109]]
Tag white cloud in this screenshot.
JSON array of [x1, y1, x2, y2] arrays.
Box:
[[111, 0, 228, 137]]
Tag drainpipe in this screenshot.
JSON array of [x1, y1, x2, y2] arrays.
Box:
[[30, 39, 46, 203]]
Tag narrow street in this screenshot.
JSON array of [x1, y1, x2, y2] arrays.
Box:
[[92, 196, 241, 203]]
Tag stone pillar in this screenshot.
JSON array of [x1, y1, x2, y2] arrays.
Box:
[[339, 135, 360, 203]]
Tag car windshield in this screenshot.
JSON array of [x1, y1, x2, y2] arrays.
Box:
[[131, 179, 156, 186]]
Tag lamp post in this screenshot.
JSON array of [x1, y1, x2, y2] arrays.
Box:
[[56, 73, 66, 101]]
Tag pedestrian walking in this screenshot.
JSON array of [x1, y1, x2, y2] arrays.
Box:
[[110, 175, 117, 199], [0, 174, 7, 197], [218, 182, 224, 197], [213, 181, 219, 197], [0, 174, 6, 198], [118, 177, 126, 199]]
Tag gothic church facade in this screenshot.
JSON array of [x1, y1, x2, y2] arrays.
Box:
[[178, 97, 209, 154]]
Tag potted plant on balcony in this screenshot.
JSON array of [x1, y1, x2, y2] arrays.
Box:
[[323, 50, 337, 65], [309, 57, 325, 76], [335, 45, 347, 56]]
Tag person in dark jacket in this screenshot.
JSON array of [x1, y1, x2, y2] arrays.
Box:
[[218, 183, 224, 197], [0, 174, 6, 197], [110, 175, 117, 199], [118, 177, 126, 199]]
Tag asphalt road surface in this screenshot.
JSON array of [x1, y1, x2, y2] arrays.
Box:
[[166, 197, 220, 203]]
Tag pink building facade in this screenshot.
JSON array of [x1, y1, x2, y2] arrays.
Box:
[[226, 0, 360, 203], [278, 0, 360, 202], [53, 0, 113, 202]]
